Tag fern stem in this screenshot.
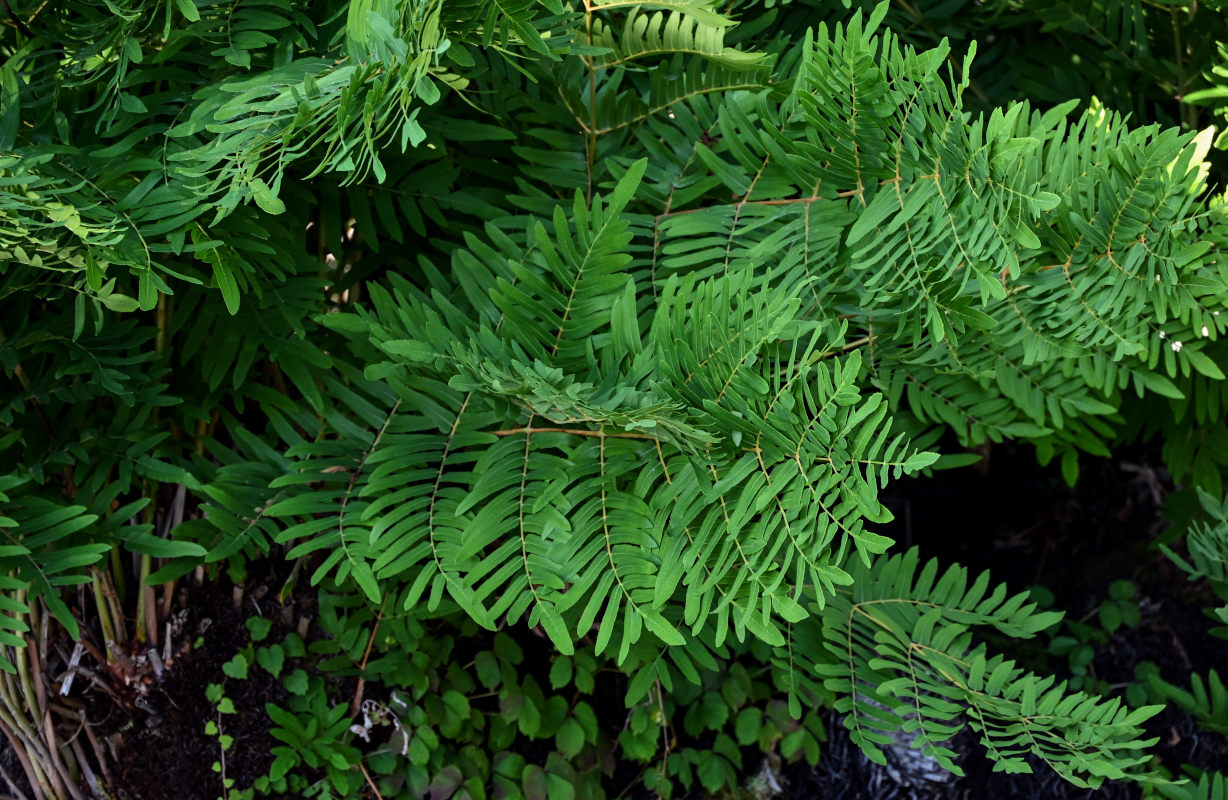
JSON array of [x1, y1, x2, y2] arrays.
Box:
[[106, 545, 126, 609], [654, 184, 885, 222], [0, 0, 34, 40], [490, 426, 658, 440], [89, 569, 119, 663], [358, 761, 385, 800], [6, 619, 57, 797], [823, 335, 875, 357], [134, 498, 155, 645], [1171, 7, 1196, 130], [0, 713, 51, 800], [0, 671, 64, 800], [583, 0, 596, 204], [38, 712, 82, 800], [13, 643, 40, 732], [134, 557, 153, 646], [350, 599, 387, 716], [154, 294, 168, 359], [138, 290, 172, 648]]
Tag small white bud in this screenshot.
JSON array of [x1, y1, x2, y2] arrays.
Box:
[[1172, 340, 1183, 352], [1203, 326, 1210, 337], [1159, 331, 1166, 339]]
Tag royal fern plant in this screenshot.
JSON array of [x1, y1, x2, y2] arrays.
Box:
[[2, 0, 1227, 794]]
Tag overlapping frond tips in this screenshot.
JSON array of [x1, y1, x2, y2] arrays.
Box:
[[277, 155, 934, 662], [590, 7, 768, 70]]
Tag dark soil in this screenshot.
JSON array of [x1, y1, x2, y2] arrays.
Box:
[[95, 573, 297, 800]]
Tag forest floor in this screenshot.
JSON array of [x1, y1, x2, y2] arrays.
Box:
[[103, 574, 289, 800]]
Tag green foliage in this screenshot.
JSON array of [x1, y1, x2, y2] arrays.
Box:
[[1163, 488, 1228, 627], [205, 681, 251, 800], [1148, 491, 1228, 757], [1152, 770, 1228, 800], [1025, 579, 1144, 693], [1137, 662, 1228, 738], [804, 549, 1158, 788], [4, 0, 1228, 796], [249, 594, 823, 800]]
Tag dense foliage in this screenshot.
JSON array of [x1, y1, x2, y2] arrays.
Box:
[[4, 0, 1228, 798]]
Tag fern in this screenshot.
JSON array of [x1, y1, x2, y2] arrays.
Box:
[[2, 0, 1227, 794]]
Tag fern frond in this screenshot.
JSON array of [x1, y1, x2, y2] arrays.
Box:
[[809, 548, 1161, 788], [1156, 771, 1228, 800], [1162, 488, 1228, 601]]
